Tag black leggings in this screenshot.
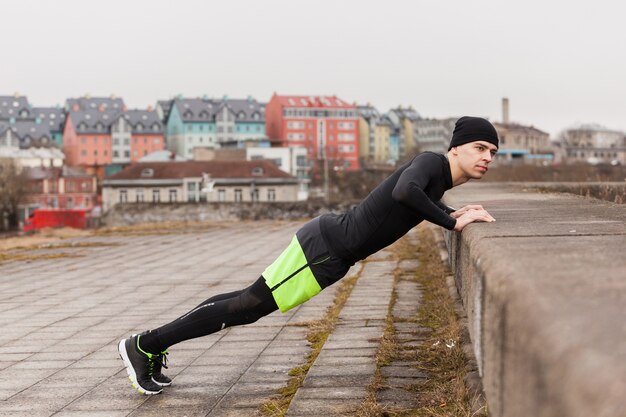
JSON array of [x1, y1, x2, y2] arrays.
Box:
[[142, 277, 278, 353]]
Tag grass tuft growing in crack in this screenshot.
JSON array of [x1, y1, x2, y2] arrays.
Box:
[[260, 271, 361, 417], [357, 225, 483, 417]]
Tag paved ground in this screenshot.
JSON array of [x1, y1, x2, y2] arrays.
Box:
[[0, 221, 429, 417]]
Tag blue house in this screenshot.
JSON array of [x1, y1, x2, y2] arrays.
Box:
[[164, 96, 267, 159]]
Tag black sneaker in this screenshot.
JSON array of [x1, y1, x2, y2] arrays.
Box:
[[152, 350, 172, 387], [118, 334, 163, 395]]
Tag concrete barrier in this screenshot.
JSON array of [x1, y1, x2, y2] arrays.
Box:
[[442, 182, 626, 417]]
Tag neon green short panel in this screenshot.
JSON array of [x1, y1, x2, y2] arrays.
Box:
[[262, 235, 322, 313]]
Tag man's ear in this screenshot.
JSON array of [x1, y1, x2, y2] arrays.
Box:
[[449, 146, 459, 156]]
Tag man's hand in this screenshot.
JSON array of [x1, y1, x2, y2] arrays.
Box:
[[453, 208, 496, 232], [450, 205, 484, 219]]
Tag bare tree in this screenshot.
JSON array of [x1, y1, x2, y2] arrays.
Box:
[[0, 159, 27, 232]]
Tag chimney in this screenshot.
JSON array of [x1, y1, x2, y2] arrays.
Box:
[[502, 97, 510, 124]]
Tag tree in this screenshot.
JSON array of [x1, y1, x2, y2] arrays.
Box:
[[0, 159, 27, 232]]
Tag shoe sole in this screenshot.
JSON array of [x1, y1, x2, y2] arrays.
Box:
[[152, 377, 172, 387], [118, 339, 162, 395]]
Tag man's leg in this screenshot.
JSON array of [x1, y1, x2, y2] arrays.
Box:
[[118, 277, 277, 394]]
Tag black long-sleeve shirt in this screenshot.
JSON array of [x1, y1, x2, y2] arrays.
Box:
[[319, 152, 456, 264]]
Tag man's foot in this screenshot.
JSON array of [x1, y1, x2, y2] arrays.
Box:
[[118, 334, 163, 395], [152, 350, 172, 387], [130, 332, 173, 387]]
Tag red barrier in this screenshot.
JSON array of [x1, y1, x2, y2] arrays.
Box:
[[23, 209, 91, 232]]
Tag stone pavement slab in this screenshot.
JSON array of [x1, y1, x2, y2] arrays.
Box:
[[0, 222, 344, 416]]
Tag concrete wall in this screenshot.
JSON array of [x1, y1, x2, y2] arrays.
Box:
[[442, 182, 625, 417], [100, 201, 355, 227]]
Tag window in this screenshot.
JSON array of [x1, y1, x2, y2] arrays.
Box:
[[268, 189, 276, 201], [141, 168, 154, 177], [124, 151, 130, 158], [234, 189, 242, 202], [153, 137, 160, 144], [152, 189, 160, 202], [67, 197, 74, 209], [296, 155, 307, 167], [113, 150, 119, 157], [81, 137, 87, 144], [169, 189, 177, 202], [251, 167, 264, 176], [113, 138, 119, 145], [218, 189, 226, 202], [136, 189, 144, 203], [187, 182, 197, 202], [119, 190, 128, 203], [287, 121, 305, 129]]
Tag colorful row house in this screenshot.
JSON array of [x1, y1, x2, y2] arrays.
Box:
[[0, 95, 65, 148], [265, 94, 360, 172], [63, 97, 165, 175], [164, 96, 267, 159], [357, 105, 402, 166]]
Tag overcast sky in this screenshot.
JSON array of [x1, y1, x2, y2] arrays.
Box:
[[2, 0, 625, 136]]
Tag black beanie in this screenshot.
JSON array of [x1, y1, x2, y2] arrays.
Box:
[[448, 116, 499, 151]]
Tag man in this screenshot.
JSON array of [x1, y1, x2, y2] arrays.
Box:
[[118, 116, 499, 395]]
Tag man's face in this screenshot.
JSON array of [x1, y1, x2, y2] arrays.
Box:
[[453, 140, 498, 180]]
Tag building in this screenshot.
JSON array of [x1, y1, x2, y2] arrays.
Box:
[[374, 116, 394, 164], [414, 117, 457, 154], [387, 106, 421, 158], [165, 96, 267, 159], [0, 95, 31, 120], [1, 95, 65, 148], [246, 146, 310, 200], [63, 108, 117, 167], [156, 99, 174, 125], [0, 119, 54, 149], [102, 160, 300, 211], [494, 98, 552, 164], [65, 96, 125, 113], [266, 94, 360, 172], [493, 123, 552, 164], [357, 105, 380, 165], [558, 124, 625, 165], [110, 110, 165, 164], [22, 166, 98, 210], [31, 107, 66, 147], [63, 96, 165, 176], [0, 146, 64, 168]]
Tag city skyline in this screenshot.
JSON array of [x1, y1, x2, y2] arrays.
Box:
[[3, 0, 625, 136]]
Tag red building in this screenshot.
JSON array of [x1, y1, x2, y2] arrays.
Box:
[[62, 98, 165, 179], [63, 108, 116, 169], [266, 94, 360, 171], [23, 166, 99, 210]]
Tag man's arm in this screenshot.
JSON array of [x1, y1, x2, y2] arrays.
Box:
[[391, 154, 457, 230], [435, 200, 456, 215]]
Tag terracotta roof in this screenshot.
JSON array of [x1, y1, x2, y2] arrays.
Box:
[[107, 160, 293, 181], [273, 94, 355, 109]]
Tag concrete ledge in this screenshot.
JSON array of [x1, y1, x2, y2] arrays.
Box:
[[441, 183, 626, 417]]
